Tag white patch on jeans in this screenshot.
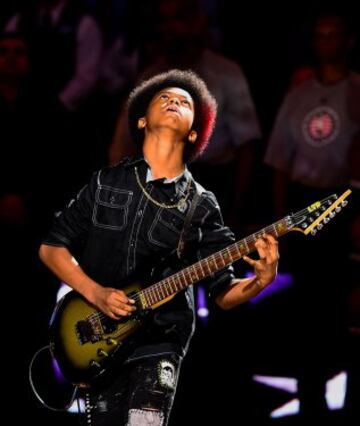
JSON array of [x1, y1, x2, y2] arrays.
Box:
[[127, 408, 164, 425], [157, 360, 176, 390]]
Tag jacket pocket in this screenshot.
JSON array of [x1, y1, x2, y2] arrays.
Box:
[[148, 208, 184, 248], [92, 186, 132, 231]]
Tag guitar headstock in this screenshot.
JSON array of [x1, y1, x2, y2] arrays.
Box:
[[289, 189, 351, 235]]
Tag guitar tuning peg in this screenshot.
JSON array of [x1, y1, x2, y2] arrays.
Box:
[[335, 206, 341, 213], [317, 223, 323, 230], [341, 200, 348, 207], [302, 223, 308, 229], [323, 217, 330, 224], [311, 229, 317, 236], [329, 212, 335, 218]]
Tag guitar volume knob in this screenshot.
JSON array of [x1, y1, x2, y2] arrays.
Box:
[[90, 360, 101, 369], [106, 338, 117, 346], [97, 349, 109, 357]]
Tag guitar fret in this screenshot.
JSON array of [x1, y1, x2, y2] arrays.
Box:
[[138, 290, 148, 308], [165, 280, 171, 296], [217, 252, 226, 267], [149, 289, 155, 306], [169, 280, 174, 295], [244, 239, 249, 253], [156, 286, 162, 302], [191, 265, 199, 281], [276, 220, 286, 235], [154, 284, 161, 301], [181, 270, 187, 287], [272, 223, 278, 237], [185, 267, 192, 283], [143, 288, 151, 306], [176, 271, 183, 289], [223, 247, 232, 264], [168, 279, 174, 295], [228, 246, 236, 261], [166, 280, 172, 296], [162, 281, 169, 297], [159, 282, 166, 299], [170, 275, 177, 292], [197, 261, 204, 278], [235, 240, 244, 257], [174, 275, 181, 291], [144, 289, 152, 307], [204, 257, 212, 275], [197, 264, 204, 280], [208, 255, 217, 273]]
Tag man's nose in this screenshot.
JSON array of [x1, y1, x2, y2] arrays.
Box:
[[169, 97, 180, 106]]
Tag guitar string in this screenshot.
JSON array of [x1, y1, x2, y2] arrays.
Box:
[[92, 195, 337, 322]]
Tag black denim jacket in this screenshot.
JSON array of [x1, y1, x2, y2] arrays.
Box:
[[43, 157, 235, 360]]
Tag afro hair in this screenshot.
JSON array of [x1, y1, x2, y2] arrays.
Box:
[[127, 69, 217, 162]]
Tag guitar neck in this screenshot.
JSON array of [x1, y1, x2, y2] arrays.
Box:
[[138, 217, 293, 309]]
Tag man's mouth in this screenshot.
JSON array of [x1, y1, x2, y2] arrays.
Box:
[[166, 106, 180, 115]]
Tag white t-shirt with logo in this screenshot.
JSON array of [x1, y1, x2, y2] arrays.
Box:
[[265, 73, 360, 188]]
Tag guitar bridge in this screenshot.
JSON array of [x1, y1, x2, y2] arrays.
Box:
[[76, 314, 119, 345], [76, 320, 98, 344]]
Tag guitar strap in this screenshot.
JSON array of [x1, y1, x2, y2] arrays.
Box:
[[176, 181, 204, 258]]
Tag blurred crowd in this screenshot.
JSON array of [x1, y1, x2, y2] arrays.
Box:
[[0, 0, 358, 423]]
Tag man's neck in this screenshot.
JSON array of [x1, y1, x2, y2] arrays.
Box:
[[316, 63, 349, 85], [0, 81, 20, 104], [143, 135, 185, 180]]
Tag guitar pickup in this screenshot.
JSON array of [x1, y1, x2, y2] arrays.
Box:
[[76, 320, 101, 344]]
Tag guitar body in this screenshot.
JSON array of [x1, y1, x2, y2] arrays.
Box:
[[49, 282, 148, 387]]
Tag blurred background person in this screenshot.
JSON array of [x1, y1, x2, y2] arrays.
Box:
[[264, 11, 360, 420]]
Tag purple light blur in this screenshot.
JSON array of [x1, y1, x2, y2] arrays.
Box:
[[247, 271, 293, 304], [52, 357, 68, 384], [196, 285, 209, 318]]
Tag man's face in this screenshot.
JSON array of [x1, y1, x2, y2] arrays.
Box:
[[312, 17, 350, 63], [0, 38, 30, 79], [144, 87, 195, 137]]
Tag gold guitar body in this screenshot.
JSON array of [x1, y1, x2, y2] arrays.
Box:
[[50, 282, 146, 387]]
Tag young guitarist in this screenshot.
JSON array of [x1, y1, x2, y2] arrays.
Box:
[[39, 69, 279, 425]]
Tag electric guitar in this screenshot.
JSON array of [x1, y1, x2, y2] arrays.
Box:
[[49, 190, 351, 387]]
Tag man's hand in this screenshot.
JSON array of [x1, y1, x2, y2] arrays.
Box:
[[243, 234, 279, 288], [88, 286, 136, 320]]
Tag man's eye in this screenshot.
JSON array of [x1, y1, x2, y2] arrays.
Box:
[[160, 94, 169, 100], [182, 100, 190, 106]]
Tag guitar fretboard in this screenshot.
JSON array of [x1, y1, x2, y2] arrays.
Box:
[[138, 217, 292, 309]]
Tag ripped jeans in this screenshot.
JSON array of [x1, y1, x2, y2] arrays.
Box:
[[84, 354, 181, 426]]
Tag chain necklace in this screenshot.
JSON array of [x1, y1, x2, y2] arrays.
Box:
[[135, 166, 192, 209]]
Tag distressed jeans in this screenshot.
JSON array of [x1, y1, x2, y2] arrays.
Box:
[[84, 354, 181, 426]]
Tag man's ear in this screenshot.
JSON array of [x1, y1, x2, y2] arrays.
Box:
[[138, 117, 146, 129], [188, 130, 197, 144]]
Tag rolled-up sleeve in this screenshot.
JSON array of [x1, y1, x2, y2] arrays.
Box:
[[42, 171, 98, 249], [196, 193, 236, 299]]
